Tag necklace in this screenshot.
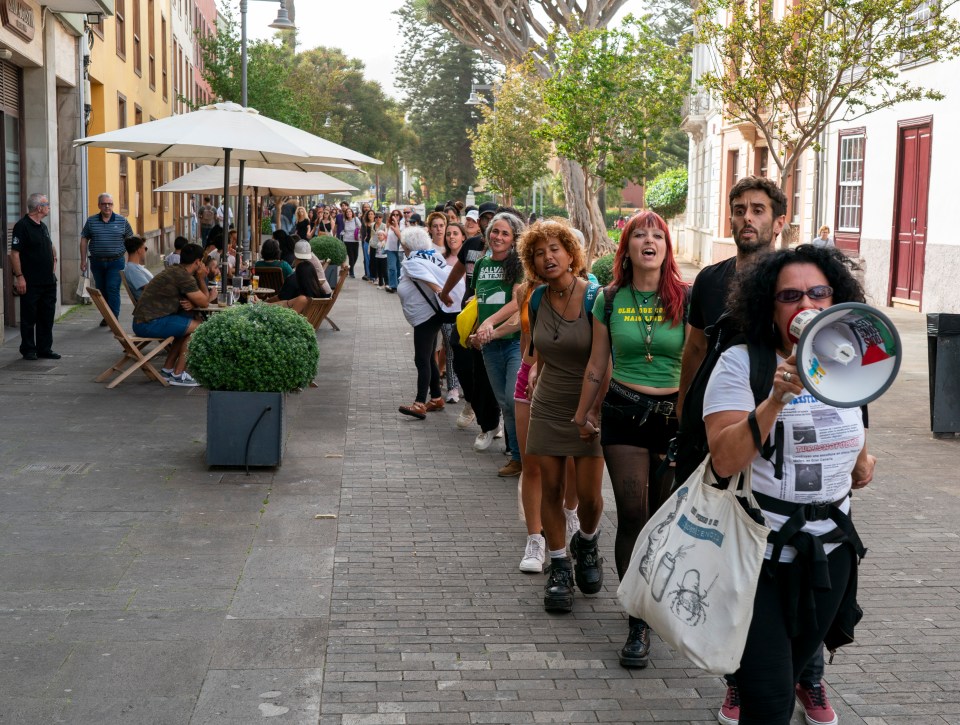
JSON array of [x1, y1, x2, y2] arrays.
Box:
[[549, 279, 577, 341], [629, 286, 660, 362], [550, 277, 576, 298]]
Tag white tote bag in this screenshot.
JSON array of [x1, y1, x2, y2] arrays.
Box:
[[617, 455, 770, 675]]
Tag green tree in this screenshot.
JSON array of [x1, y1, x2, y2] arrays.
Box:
[[468, 65, 550, 206], [198, 14, 412, 206], [425, 0, 631, 252], [540, 17, 689, 260], [197, 7, 306, 128], [394, 0, 494, 203], [695, 0, 960, 212]]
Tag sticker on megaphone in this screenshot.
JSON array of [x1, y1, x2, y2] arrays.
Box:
[[785, 302, 902, 408]]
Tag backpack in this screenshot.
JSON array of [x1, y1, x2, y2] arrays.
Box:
[[672, 312, 782, 487], [199, 204, 216, 226], [528, 281, 600, 354]]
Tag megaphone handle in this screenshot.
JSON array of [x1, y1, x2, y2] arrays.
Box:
[[780, 344, 798, 405]]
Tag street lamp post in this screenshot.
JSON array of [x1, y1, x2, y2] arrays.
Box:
[[235, 0, 294, 271]]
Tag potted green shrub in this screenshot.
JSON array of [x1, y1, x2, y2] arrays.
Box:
[[310, 235, 347, 288], [592, 253, 616, 286], [188, 303, 319, 468]]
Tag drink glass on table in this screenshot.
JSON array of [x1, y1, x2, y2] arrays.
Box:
[[252, 275, 260, 290]]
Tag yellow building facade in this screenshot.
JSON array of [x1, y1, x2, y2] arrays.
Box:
[[86, 0, 173, 259]]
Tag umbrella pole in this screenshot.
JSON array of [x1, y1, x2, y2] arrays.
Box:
[[221, 148, 231, 299], [253, 187, 260, 258], [238, 159, 248, 270]]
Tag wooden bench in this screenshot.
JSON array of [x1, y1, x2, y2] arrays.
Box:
[[304, 265, 348, 332], [88, 287, 173, 389]]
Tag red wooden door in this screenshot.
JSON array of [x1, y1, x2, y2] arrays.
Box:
[[892, 121, 931, 303]]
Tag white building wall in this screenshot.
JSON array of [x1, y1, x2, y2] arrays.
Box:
[[824, 19, 960, 313]]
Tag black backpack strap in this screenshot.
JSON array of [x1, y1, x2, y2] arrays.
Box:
[[604, 284, 616, 365], [747, 343, 783, 480]]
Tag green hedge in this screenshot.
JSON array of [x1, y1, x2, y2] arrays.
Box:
[[645, 167, 688, 219], [310, 235, 347, 266], [187, 304, 319, 392], [592, 253, 616, 286]]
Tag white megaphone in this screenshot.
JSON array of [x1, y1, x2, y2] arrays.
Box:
[[785, 302, 902, 408]]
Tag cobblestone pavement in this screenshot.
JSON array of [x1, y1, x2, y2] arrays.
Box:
[[0, 269, 957, 724]]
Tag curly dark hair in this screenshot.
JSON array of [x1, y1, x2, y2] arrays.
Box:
[[727, 244, 865, 350]]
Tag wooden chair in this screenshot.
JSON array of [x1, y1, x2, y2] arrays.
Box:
[[119, 269, 138, 306], [252, 266, 285, 295], [88, 287, 173, 389], [304, 265, 349, 332]]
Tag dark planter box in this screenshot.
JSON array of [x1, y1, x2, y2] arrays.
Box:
[[207, 391, 285, 467]]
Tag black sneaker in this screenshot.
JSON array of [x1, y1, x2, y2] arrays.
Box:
[[570, 531, 604, 594], [543, 557, 574, 612], [619, 616, 650, 668]]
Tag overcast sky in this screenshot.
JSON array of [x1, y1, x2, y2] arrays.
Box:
[[244, 0, 645, 100], [244, 0, 409, 98]]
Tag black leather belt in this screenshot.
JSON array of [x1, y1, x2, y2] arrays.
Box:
[[608, 379, 676, 416], [91, 254, 124, 262]]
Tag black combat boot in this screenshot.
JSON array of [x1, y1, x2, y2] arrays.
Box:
[[543, 557, 575, 612], [569, 530, 604, 594], [619, 616, 651, 668]]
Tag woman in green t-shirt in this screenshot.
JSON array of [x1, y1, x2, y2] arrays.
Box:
[[471, 212, 525, 477], [573, 210, 689, 670]]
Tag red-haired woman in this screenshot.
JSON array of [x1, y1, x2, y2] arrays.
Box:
[[573, 210, 689, 669]]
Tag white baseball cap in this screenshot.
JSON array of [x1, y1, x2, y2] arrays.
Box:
[[465, 209, 480, 221], [294, 240, 312, 260]]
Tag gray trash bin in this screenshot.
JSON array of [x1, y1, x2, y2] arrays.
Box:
[[927, 313, 960, 436]]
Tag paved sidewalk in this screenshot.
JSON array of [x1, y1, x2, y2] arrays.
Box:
[[0, 275, 958, 724]]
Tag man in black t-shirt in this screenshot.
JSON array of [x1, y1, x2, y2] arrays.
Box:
[[678, 176, 787, 418], [10, 193, 59, 360]]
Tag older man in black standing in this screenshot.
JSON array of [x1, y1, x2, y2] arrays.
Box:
[[10, 193, 59, 360]]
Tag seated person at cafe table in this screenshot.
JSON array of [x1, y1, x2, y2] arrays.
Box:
[[123, 235, 153, 302], [267, 256, 329, 315], [132, 243, 210, 387], [292, 240, 333, 296], [255, 238, 295, 279]]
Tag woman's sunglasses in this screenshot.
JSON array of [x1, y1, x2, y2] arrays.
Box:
[[774, 285, 833, 303]]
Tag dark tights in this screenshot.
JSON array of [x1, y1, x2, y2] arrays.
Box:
[[604, 445, 672, 579]]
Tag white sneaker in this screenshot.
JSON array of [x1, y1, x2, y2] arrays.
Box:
[[473, 430, 494, 451], [456, 403, 475, 429], [446, 388, 460, 404], [565, 508, 581, 546], [519, 534, 546, 573], [493, 421, 504, 439], [169, 371, 199, 387]]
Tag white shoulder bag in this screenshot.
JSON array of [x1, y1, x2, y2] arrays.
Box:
[[617, 455, 770, 675]]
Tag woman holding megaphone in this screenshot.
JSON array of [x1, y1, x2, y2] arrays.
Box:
[[702, 245, 877, 725]]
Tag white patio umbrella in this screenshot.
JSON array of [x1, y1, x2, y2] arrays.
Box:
[[76, 101, 381, 166], [156, 165, 359, 196], [156, 166, 360, 251], [76, 102, 381, 283], [108, 151, 360, 174]]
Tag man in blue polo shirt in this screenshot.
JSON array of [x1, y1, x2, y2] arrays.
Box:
[[80, 192, 133, 325]]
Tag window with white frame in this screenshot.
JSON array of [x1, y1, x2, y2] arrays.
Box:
[[836, 130, 865, 234], [902, 0, 935, 65]]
